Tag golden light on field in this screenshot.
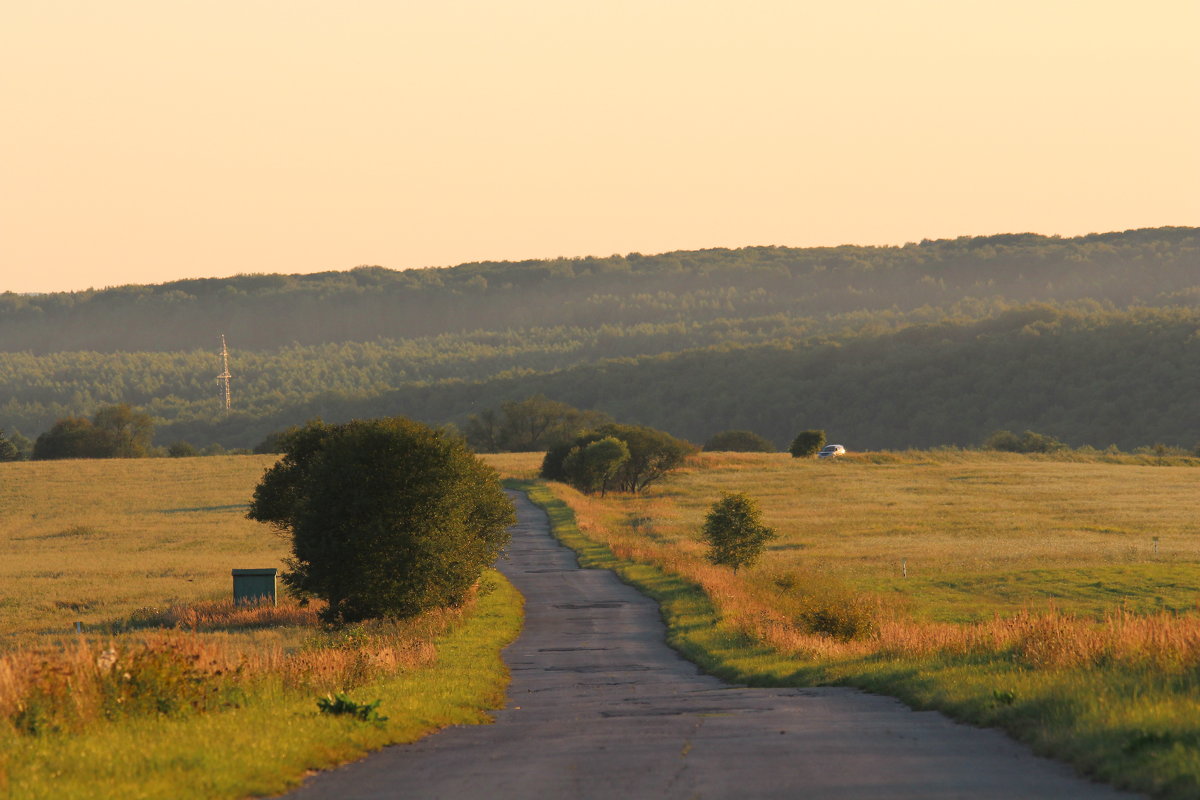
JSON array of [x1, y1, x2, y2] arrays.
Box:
[[0, 456, 286, 642]]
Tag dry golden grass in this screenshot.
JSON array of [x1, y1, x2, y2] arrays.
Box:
[[0, 455, 472, 736], [0, 456, 288, 643], [566, 451, 1200, 621], [545, 450, 1200, 674], [480, 451, 543, 480]]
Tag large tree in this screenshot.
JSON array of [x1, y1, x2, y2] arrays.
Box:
[[247, 417, 515, 623]]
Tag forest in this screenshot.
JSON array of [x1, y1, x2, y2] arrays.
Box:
[[1, 227, 1197, 451]]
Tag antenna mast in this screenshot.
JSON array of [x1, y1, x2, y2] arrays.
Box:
[[217, 334, 232, 411]]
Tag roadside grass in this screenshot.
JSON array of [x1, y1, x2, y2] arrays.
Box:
[[600, 451, 1200, 621], [512, 451, 1200, 799], [0, 456, 525, 799], [0, 570, 522, 799]]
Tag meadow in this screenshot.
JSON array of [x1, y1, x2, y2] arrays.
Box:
[[570, 450, 1200, 622], [0, 455, 524, 798], [524, 450, 1200, 798], [0, 456, 283, 644]]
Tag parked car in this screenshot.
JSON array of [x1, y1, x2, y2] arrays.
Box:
[[817, 444, 846, 459]]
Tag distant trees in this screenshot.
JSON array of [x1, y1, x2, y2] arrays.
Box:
[[560, 436, 630, 496], [246, 417, 514, 624], [542, 423, 697, 494], [703, 430, 775, 453], [1, 228, 1199, 453], [700, 493, 777, 573], [465, 395, 610, 453], [0, 429, 21, 461], [253, 425, 307, 455], [92, 404, 155, 458], [983, 429, 1067, 454], [166, 441, 199, 458], [789, 430, 826, 458], [32, 405, 155, 460]]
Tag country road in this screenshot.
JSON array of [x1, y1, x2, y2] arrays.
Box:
[[284, 491, 1138, 799]]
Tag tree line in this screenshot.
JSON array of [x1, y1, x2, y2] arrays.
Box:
[[4, 303, 1199, 454], [2, 228, 1195, 354], [2, 228, 1197, 453]]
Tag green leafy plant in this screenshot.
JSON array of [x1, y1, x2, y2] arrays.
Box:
[[700, 493, 777, 573], [789, 430, 826, 458], [247, 417, 515, 623], [316, 693, 388, 725]]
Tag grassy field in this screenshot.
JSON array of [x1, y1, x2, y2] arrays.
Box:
[[0, 456, 285, 644], [520, 450, 1200, 798], [571, 450, 1200, 621], [0, 455, 525, 798]]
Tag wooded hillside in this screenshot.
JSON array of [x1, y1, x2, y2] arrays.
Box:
[[2, 227, 1197, 450]]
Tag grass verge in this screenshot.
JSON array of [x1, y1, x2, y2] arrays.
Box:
[[514, 479, 1200, 800], [0, 569, 523, 800]]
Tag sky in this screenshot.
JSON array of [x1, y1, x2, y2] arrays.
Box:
[[2, 1, 1197, 294]]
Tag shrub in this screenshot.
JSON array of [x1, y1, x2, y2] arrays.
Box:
[[166, 441, 198, 458], [700, 493, 777, 573], [541, 423, 697, 493], [789, 429, 826, 458], [703, 430, 775, 452], [560, 436, 630, 495], [984, 429, 1067, 453], [316, 693, 388, 725], [247, 417, 514, 624]]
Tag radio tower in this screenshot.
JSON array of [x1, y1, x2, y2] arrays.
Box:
[[217, 334, 232, 411]]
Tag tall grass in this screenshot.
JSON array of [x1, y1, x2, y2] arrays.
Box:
[[0, 570, 522, 800], [0, 597, 467, 738], [0, 456, 526, 798]]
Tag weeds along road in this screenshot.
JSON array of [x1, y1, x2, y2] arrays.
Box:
[[284, 492, 1139, 800]]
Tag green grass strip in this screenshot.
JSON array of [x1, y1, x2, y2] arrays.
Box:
[[514, 480, 1200, 800], [0, 569, 523, 800]]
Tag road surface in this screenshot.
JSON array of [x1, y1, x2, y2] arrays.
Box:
[[284, 491, 1137, 799]]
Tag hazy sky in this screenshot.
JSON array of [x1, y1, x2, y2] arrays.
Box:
[[3, 1, 1197, 294]]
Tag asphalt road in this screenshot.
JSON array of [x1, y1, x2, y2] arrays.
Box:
[[283, 491, 1138, 799]]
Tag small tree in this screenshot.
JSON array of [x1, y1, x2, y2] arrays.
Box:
[[0, 429, 20, 462], [789, 429, 826, 458], [703, 430, 775, 453], [92, 404, 155, 457], [700, 493, 777, 573], [541, 422, 697, 493], [247, 417, 515, 624], [561, 436, 630, 495]]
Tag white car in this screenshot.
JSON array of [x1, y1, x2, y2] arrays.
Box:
[[817, 444, 846, 458]]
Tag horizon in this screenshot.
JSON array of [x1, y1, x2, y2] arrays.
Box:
[[7, 223, 1192, 296]]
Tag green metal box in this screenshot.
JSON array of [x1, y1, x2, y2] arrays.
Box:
[[232, 568, 278, 605]]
